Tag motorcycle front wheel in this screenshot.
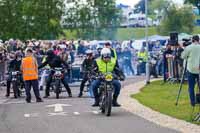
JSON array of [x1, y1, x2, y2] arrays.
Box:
[[105, 91, 112, 116]]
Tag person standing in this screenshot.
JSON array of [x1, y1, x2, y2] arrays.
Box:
[[182, 35, 200, 106], [21, 49, 43, 103], [78, 50, 95, 97], [163, 43, 173, 82]]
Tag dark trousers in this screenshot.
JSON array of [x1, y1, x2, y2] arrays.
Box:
[[6, 73, 23, 97], [46, 72, 71, 96], [188, 72, 200, 106], [80, 75, 88, 93], [124, 60, 134, 75], [91, 79, 121, 99], [25, 80, 41, 101], [163, 62, 168, 82], [6, 73, 12, 96]]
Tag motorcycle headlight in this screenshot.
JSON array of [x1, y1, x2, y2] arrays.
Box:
[[55, 71, 62, 75], [12, 72, 17, 75], [105, 74, 113, 82]]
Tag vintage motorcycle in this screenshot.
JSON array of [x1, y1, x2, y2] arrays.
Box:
[[11, 71, 23, 98], [98, 72, 116, 116], [52, 68, 64, 99]]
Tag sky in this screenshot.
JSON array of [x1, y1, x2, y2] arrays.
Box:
[[116, 0, 184, 7]]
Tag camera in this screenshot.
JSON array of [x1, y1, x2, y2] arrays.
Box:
[[182, 38, 192, 47]]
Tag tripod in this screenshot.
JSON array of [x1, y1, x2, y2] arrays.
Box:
[[175, 60, 200, 122], [175, 60, 187, 106]]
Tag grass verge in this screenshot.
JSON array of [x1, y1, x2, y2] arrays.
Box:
[[132, 80, 200, 124]]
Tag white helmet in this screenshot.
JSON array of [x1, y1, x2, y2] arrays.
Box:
[[85, 49, 93, 54], [101, 48, 111, 58]]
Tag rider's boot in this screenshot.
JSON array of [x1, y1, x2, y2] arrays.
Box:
[[78, 92, 83, 97], [43, 87, 50, 98], [92, 97, 99, 107], [112, 95, 121, 107]]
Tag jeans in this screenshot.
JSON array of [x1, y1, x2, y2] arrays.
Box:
[[25, 80, 41, 101], [123, 60, 134, 76], [187, 72, 199, 106], [137, 62, 146, 75], [90, 79, 121, 98]]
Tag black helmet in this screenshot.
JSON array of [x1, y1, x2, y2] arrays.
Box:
[[46, 49, 55, 57]]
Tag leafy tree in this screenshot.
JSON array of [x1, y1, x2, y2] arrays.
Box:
[[63, 0, 121, 40], [185, 0, 200, 15], [0, 0, 64, 40], [149, 0, 170, 15], [134, 0, 153, 13], [158, 4, 195, 35]]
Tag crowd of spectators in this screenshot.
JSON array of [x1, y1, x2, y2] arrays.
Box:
[[0, 38, 173, 84]]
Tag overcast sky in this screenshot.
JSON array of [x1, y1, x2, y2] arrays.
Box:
[[116, 0, 184, 7]]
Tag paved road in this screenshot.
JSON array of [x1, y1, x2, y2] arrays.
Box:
[[0, 76, 179, 133]]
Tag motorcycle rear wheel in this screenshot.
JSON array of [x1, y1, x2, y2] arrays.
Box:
[[55, 80, 61, 99], [12, 81, 19, 98]]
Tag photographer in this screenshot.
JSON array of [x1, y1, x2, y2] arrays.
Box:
[[163, 43, 173, 82], [181, 35, 200, 106]]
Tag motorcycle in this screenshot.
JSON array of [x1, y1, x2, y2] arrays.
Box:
[[52, 68, 64, 99], [83, 71, 94, 97], [11, 71, 23, 98], [98, 72, 116, 116]]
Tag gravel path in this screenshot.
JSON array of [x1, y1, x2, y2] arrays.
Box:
[[119, 79, 200, 133]]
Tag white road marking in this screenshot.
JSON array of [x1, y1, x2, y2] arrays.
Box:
[[2, 101, 25, 105], [48, 112, 67, 116], [73, 112, 80, 115], [24, 114, 30, 118], [46, 103, 72, 112], [0, 99, 7, 104], [92, 111, 99, 114], [24, 113, 39, 118]]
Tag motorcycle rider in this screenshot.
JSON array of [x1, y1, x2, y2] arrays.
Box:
[[78, 49, 95, 97], [104, 42, 117, 60], [39, 49, 72, 98], [5, 52, 23, 98], [90, 48, 125, 107]]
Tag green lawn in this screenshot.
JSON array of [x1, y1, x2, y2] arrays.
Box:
[[116, 27, 158, 40], [132, 80, 200, 124], [62, 26, 200, 40]]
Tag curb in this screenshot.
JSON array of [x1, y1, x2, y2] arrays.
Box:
[[119, 80, 200, 133]]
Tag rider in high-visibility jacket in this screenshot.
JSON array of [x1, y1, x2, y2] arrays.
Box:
[[137, 48, 148, 75], [21, 48, 42, 103], [137, 49, 148, 63], [90, 48, 125, 107]]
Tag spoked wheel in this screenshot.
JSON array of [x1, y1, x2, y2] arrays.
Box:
[[105, 91, 112, 116], [55, 80, 61, 99], [99, 95, 105, 114], [12, 81, 19, 98]]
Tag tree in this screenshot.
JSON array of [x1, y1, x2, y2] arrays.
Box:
[[134, 0, 153, 13], [63, 0, 121, 40], [149, 0, 170, 15], [158, 4, 195, 35], [185, 0, 200, 15], [0, 0, 64, 40]]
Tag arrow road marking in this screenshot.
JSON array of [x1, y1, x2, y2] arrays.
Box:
[[46, 103, 72, 112]]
